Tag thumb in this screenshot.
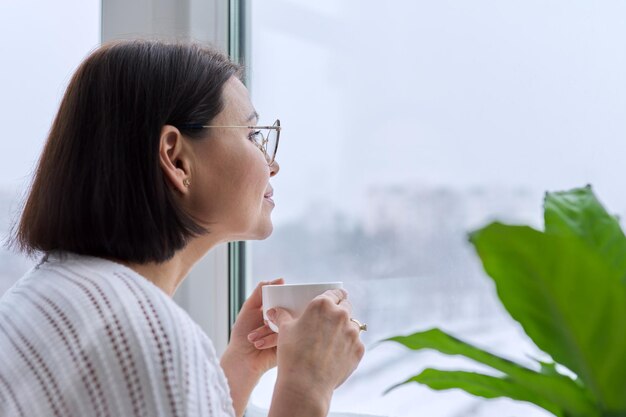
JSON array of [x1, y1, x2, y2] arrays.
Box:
[[243, 278, 285, 310], [266, 307, 293, 329]]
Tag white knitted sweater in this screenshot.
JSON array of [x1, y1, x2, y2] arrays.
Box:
[[0, 252, 235, 417]]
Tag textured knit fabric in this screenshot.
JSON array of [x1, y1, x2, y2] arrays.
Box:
[[0, 252, 235, 417]]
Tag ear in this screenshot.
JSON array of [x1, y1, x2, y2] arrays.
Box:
[[159, 125, 192, 195]]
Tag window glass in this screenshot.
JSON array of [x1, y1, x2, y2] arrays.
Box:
[[247, 1, 626, 416], [0, 1, 101, 296]]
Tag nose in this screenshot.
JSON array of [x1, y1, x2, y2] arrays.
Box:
[[269, 159, 280, 177]]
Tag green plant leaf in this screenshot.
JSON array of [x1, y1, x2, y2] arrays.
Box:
[[544, 186, 626, 281], [470, 223, 626, 411], [389, 368, 565, 417], [386, 329, 596, 416], [537, 359, 563, 378]]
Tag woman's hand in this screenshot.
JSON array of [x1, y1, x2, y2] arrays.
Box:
[[225, 277, 284, 375], [267, 289, 366, 417], [220, 278, 284, 417]]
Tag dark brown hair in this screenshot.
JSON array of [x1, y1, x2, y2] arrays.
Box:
[[13, 39, 241, 263]]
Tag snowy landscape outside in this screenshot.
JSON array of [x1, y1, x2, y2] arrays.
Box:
[[247, 1, 626, 416]]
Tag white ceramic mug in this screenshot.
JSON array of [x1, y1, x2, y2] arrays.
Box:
[[262, 282, 344, 332]]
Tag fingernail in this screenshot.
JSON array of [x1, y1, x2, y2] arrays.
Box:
[[271, 278, 283, 284], [254, 339, 265, 348], [248, 332, 259, 342], [266, 309, 276, 320]]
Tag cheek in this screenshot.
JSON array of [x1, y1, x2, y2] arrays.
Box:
[[205, 162, 269, 214], [235, 156, 272, 225], [189, 150, 269, 226], [239, 160, 270, 209], [186, 177, 222, 223]]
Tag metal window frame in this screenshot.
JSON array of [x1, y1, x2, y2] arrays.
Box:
[[227, 0, 251, 329]]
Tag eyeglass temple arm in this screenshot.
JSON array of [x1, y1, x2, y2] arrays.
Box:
[[201, 125, 281, 130]]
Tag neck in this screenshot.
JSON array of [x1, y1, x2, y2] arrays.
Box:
[[122, 236, 223, 296]]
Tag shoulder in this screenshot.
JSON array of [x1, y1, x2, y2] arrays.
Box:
[[1, 253, 188, 345], [0, 253, 234, 417]]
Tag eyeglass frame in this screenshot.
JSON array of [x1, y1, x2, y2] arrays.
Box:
[[178, 119, 281, 165]]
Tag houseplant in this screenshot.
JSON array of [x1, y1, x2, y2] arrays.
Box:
[[384, 186, 626, 417]]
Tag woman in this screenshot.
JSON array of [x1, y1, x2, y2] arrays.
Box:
[[0, 40, 365, 417]]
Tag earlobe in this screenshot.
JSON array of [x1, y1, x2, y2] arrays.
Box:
[[159, 125, 191, 194]]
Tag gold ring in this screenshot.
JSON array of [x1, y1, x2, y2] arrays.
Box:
[[350, 318, 367, 333]]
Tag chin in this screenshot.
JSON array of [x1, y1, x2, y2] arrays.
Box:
[[253, 223, 274, 240], [232, 222, 274, 241]]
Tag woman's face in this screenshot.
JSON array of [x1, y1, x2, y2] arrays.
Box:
[[186, 76, 280, 242]]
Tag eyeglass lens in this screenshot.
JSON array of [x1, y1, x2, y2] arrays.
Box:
[[264, 120, 280, 164]]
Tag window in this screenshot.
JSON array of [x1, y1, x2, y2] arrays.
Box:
[[0, 0, 234, 351], [246, 1, 626, 416], [0, 1, 101, 296]]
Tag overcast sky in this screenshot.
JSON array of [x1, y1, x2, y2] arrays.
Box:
[[2, 1, 626, 224], [250, 0, 626, 222], [0, 0, 100, 194]]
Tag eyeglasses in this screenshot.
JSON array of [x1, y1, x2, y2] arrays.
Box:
[[179, 119, 281, 165]]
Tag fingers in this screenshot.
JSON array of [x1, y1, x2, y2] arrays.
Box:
[[253, 332, 278, 349], [248, 323, 279, 349], [269, 278, 285, 286], [315, 288, 348, 305], [265, 288, 352, 335], [313, 289, 352, 316], [338, 297, 353, 316], [266, 306, 293, 329]]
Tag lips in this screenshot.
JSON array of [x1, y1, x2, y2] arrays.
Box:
[[264, 187, 275, 206]]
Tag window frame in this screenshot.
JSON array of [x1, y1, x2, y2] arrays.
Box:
[[227, 0, 251, 328]]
